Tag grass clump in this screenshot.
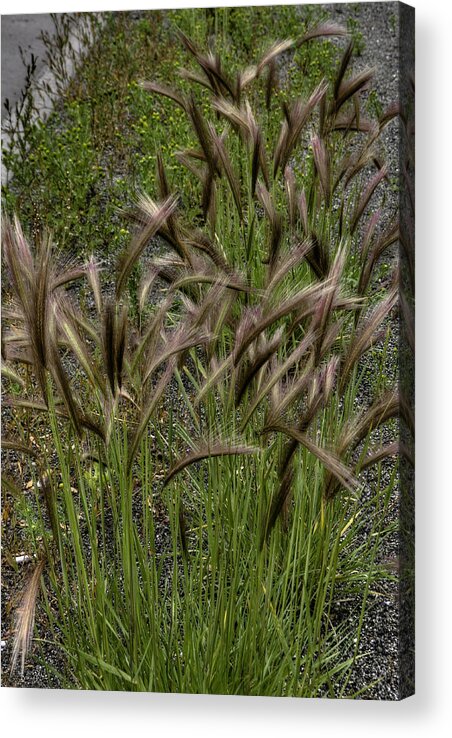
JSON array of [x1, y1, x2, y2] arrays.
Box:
[[2, 9, 405, 696]]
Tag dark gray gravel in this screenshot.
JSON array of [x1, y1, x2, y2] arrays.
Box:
[[310, 2, 409, 701]]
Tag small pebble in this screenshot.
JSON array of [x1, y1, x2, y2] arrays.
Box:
[[15, 554, 34, 564]]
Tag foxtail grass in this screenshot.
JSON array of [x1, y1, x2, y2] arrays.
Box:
[[2, 22, 406, 696]]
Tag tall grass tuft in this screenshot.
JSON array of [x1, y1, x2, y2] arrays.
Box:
[[2, 22, 404, 696]]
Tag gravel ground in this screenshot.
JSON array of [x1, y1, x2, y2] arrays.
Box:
[[1, 3, 413, 698], [316, 1, 402, 700]]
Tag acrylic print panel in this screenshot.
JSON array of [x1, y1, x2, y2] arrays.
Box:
[[1, 2, 414, 699]]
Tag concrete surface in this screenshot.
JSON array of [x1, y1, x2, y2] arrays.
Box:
[[1, 14, 56, 112]]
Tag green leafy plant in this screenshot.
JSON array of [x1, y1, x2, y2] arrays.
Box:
[[346, 16, 365, 56]]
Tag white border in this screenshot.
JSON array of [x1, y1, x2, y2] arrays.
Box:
[[2, 1, 452, 736]]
